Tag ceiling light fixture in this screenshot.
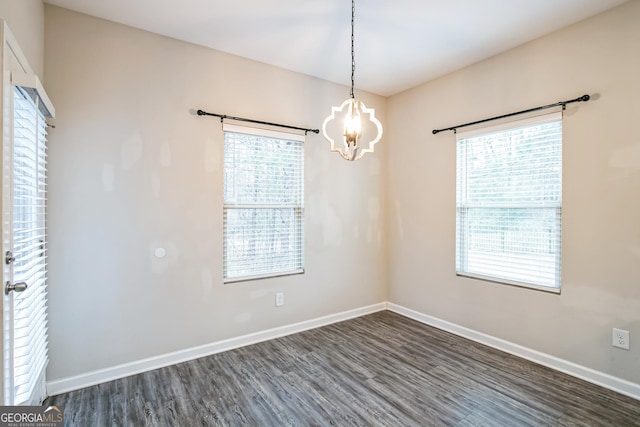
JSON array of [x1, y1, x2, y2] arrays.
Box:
[[322, 0, 382, 161]]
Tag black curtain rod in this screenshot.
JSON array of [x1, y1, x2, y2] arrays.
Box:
[[432, 94, 591, 135], [196, 110, 319, 135]]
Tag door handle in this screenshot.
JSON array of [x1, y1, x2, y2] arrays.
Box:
[[5, 281, 27, 295]]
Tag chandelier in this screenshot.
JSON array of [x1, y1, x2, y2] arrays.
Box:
[[322, 0, 383, 161]]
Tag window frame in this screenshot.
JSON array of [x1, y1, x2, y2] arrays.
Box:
[[455, 111, 563, 293], [223, 124, 305, 283]]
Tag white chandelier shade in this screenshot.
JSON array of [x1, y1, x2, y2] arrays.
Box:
[[322, 98, 383, 161]]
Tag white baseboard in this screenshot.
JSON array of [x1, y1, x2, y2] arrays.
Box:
[[387, 302, 640, 401], [46, 302, 387, 396]]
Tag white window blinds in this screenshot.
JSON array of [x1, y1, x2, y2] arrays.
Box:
[[223, 124, 304, 282], [456, 112, 562, 291], [12, 86, 49, 404]]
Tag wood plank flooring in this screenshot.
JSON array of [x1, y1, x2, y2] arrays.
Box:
[[46, 311, 640, 426]]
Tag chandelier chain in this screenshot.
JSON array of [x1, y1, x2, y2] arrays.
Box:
[[350, 0, 355, 99]]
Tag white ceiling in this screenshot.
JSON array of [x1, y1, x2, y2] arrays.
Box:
[[44, 0, 627, 96]]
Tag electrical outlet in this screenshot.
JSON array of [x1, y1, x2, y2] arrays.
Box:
[[612, 328, 630, 350], [275, 292, 284, 307]]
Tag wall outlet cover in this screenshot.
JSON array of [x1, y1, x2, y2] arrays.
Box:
[[612, 328, 630, 350]]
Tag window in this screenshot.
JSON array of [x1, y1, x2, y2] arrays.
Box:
[[456, 112, 562, 292], [223, 124, 304, 282]]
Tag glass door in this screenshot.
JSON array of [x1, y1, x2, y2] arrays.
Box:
[[6, 85, 49, 405]]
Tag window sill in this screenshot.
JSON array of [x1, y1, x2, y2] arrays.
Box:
[[224, 269, 304, 284], [456, 272, 561, 294]]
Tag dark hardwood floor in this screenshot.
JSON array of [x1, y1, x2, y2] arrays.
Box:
[[46, 311, 640, 426]]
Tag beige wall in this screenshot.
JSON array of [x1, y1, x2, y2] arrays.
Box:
[[0, 0, 44, 80], [44, 5, 387, 380], [387, 1, 640, 384]]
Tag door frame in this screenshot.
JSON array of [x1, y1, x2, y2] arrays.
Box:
[[0, 20, 44, 405]]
